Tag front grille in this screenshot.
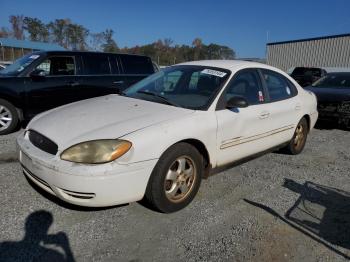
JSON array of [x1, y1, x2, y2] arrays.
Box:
[[28, 130, 58, 155]]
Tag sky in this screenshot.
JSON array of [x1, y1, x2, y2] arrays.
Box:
[[1, 0, 350, 58]]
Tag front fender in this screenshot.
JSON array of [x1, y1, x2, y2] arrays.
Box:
[[118, 111, 218, 167]]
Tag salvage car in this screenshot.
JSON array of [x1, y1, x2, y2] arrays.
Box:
[[305, 72, 350, 128], [290, 67, 327, 87], [17, 60, 318, 213], [0, 51, 155, 135]]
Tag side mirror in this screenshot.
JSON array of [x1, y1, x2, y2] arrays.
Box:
[[30, 69, 47, 80], [226, 96, 249, 109]]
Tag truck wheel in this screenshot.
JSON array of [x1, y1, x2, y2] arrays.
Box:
[[0, 99, 19, 135]]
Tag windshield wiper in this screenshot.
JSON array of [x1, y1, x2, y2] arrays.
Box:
[[136, 90, 179, 107]]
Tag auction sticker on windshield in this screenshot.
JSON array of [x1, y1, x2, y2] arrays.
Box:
[[201, 69, 227, 77]]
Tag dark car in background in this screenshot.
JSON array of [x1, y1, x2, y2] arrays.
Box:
[[0, 51, 156, 134], [305, 72, 350, 128], [290, 67, 327, 87]]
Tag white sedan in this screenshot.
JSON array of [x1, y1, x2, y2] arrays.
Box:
[[17, 60, 318, 213]]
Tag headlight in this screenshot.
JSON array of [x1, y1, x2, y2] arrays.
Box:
[[61, 139, 132, 164]]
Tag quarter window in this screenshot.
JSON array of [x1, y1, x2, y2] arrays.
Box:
[[262, 70, 294, 101], [225, 70, 264, 105], [36, 56, 75, 76], [120, 55, 154, 74]]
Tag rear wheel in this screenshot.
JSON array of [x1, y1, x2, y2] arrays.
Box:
[[283, 118, 308, 155], [144, 143, 203, 213], [0, 99, 19, 135]]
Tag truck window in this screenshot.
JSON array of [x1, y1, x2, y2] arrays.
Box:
[[83, 54, 111, 75], [36, 56, 76, 76], [120, 55, 154, 74]]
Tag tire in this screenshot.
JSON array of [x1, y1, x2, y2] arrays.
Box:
[[144, 143, 204, 213], [0, 99, 19, 135], [283, 117, 308, 155]]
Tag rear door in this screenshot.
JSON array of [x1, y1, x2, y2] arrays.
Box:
[[119, 55, 154, 89], [78, 53, 122, 99], [258, 69, 302, 146]]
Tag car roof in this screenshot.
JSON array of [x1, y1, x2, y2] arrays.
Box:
[[177, 60, 280, 73], [31, 50, 151, 59]]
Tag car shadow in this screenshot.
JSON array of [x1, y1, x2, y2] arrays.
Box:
[[25, 175, 129, 212], [244, 179, 350, 260], [0, 210, 75, 262]]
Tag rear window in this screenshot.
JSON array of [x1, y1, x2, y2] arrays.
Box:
[[120, 55, 154, 74], [83, 54, 111, 75], [292, 67, 322, 77]]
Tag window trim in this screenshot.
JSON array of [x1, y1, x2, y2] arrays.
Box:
[[216, 68, 267, 111], [258, 68, 298, 103]]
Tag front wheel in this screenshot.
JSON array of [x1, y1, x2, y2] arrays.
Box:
[[143, 143, 203, 213], [0, 99, 19, 135], [283, 118, 308, 155]]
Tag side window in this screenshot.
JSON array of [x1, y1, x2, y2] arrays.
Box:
[[120, 55, 154, 74], [36, 56, 75, 76], [225, 70, 264, 105], [262, 70, 293, 102], [83, 55, 111, 75]]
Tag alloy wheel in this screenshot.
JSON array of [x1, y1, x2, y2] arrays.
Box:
[[164, 156, 197, 203], [0, 105, 13, 132]]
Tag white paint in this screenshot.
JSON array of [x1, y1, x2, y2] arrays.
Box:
[[17, 60, 318, 207]]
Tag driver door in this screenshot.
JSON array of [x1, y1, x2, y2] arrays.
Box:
[[215, 69, 273, 166], [25, 55, 80, 116]]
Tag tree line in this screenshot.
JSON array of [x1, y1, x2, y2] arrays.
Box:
[[0, 15, 235, 65]]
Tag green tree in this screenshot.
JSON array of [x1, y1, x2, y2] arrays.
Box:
[[23, 17, 49, 42], [192, 37, 203, 60], [101, 29, 119, 52], [47, 19, 70, 48], [66, 23, 89, 50], [9, 15, 25, 40]]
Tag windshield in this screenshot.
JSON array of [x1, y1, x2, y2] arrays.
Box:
[[0, 54, 41, 76], [124, 65, 230, 110], [312, 73, 350, 88]]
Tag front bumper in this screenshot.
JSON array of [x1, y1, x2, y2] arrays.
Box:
[[318, 101, 350, 126], [17, 134, 158, 207]]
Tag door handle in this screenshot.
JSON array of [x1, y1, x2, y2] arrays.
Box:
[[67, 81, 79, 87], [113, 81, 124, 85], [295, 103, 302, 111], [259, 111, 270, 119]]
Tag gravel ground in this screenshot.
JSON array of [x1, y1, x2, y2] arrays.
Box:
[[0, 126, 349, 262]]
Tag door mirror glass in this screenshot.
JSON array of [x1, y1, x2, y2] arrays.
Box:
[[226, 96, 249, 109]]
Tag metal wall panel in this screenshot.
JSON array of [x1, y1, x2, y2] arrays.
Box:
[[267, 35, 350, 71]]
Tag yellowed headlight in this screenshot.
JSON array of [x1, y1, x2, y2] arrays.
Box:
[[60, 139, 132, 164]]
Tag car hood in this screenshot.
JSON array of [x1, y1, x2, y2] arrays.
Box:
[[305, 86, 350, 102], [28, 94, 194, 150]]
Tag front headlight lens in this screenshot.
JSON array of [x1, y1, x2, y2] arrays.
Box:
[[61, 139, 132, 164]]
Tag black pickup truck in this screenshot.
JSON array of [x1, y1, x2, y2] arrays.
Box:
[[0, 51, 156, 134]]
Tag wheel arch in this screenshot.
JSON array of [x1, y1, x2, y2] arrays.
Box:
[[302, 114, 311, 132], [0, 94, 24, 120], [175, 138, 211, 178]]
